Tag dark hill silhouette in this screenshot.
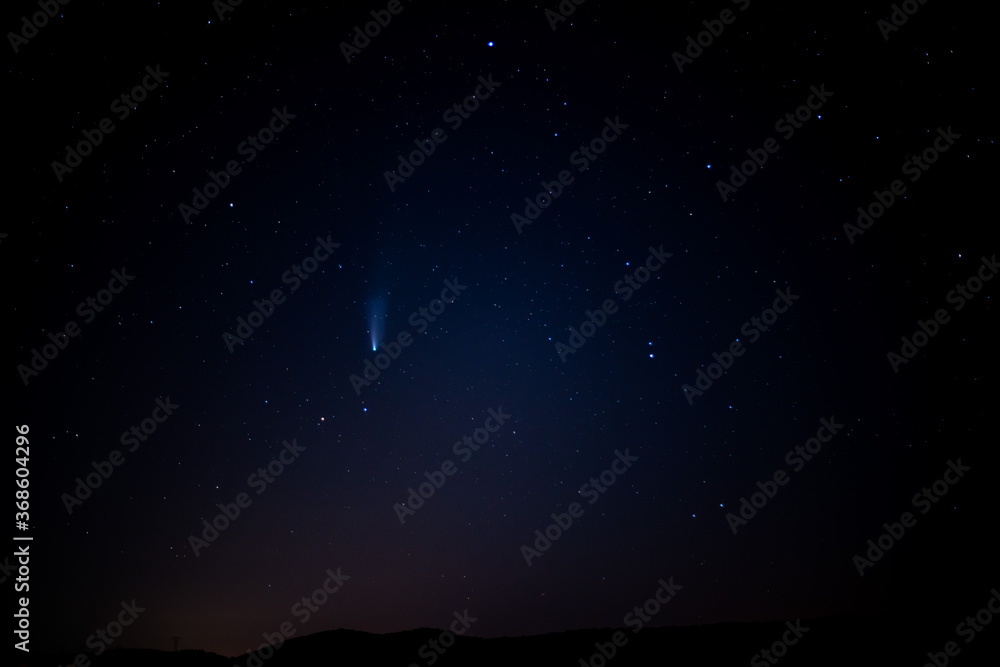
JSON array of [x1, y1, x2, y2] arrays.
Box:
[[30, 613, 1000, 667]]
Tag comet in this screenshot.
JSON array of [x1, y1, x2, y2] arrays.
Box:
[[366, 297, 387, 352]]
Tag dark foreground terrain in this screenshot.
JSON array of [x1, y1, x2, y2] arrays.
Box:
[[26, 611, 1000, 667]]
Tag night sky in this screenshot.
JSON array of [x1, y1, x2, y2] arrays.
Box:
[[7, 0, 998, 661]]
